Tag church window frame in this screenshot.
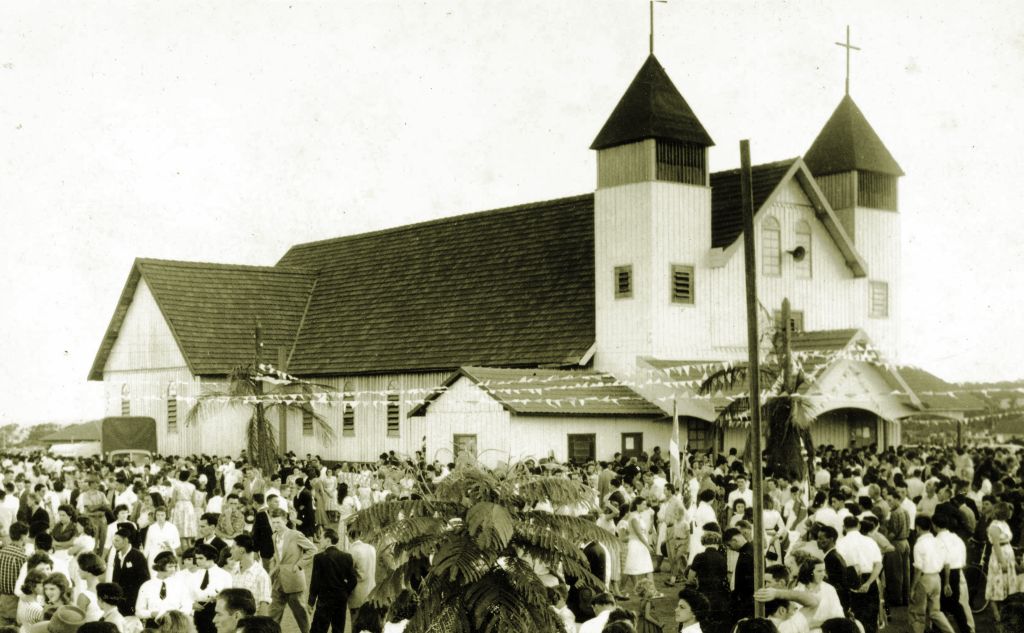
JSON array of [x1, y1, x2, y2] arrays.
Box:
[[670, 264, 695, 305], [166, 382, 178, 434], [794, 220, 812, 279], [120, 384, 130, 417], [614, 265, 633, 299], [301, 408, 315, 436], [869, 281, 889, 318], [342, 381, 355, 437], [386, 380, 401, 438], [762, 216, 781, 276]]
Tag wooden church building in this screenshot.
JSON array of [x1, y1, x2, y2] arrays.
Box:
[[89, 54, 980, 466]]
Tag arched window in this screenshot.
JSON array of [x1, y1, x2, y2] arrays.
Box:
[[166, 382, 178, 434], [386, 380, 401, 438], [762, 216, 781, 276], [120, 384, 130, 417], [794, 220, 812, 278], [342, 380, 355, 437]]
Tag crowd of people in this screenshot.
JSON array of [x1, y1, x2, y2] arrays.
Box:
[[2, 441, 1024, 633]]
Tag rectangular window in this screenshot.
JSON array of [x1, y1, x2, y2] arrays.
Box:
[[386, 393, 401, 437], [302, 409, 314, 436], [869, 281, 889, 318], [454, 434, 477, 459], [167, 398, 178, 434], [121, 397, 130, 417], [773, 310, 804, 334], [342, 398, 355, 437], [614, 265, 633, 298], [621, 432, 643, 459], [687, 419, 717, 452], [567, 434, 596, 464], [671, 265, 694, 304]]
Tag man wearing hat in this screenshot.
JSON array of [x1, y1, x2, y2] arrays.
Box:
[[29, 604, 86, 633]]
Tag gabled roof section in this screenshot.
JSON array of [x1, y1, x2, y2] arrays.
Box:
[[804, 95, 904, 177], [410, 367, 665, 417], [591, 54, 714, 150], [710, 158, 868, 277], [711, 158, 798, 248], [277, 195, 596, 375], [40, 420, 101, 444], [89, 259, 317, 380]]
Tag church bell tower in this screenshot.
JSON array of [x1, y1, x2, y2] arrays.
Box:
[[591, 55, 716, 372]]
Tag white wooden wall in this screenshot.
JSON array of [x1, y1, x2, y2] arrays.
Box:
[[423, 377, 512, 467], [594, 179, 714, 373], [854, 208, 900, 360], [511, 415, 671, 465]]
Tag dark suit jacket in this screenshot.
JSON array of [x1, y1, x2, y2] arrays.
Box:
[[732, 543, 755, 618], [29, 507, 50, 530], [582, 541, 607, 587], [112, 547, 150, 615], [308, 547, 358, 608], [295, 488, 316, 536], [824, 548, 854, 610]]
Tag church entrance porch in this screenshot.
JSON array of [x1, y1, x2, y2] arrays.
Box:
[[815, 408, 890, 450]]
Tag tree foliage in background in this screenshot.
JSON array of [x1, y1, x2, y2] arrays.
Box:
[[185, 365, 334, 475], [352, 462, 615, 633], [698, 328, 817, 481]]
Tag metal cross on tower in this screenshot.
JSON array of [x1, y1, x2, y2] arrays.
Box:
[[835, 25, 861, 95]]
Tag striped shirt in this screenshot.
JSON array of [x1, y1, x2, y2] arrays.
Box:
[[0, 543, 26, 595]]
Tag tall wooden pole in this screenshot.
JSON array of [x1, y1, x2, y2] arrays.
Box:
[[253, 319, 265, 469], [781, 298, 792, 391], [278, 347, 289, 456], [740, 140, 766, 613]]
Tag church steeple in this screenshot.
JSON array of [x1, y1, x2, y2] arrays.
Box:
[[805, 94, 903, 178], [591, 54, 713, 151]]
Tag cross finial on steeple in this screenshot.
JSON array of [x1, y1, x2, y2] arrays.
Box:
[[835, 25, 861, 96], [650, 0, 667, 55]]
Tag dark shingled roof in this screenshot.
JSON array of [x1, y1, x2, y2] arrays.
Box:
[[591, 54, 714, 150], [89, 259, 317, 379], [710, 158, 798, 248], [412, 367, 665, 417], [277, 195, 596, 375], [804, 95, 904, 177]]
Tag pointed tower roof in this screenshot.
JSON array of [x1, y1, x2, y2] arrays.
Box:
[[804, 94, 904, 176], [591, 54, 714, 150]]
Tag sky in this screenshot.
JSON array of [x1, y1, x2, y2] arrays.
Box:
[[1, 1, 1022, 425]]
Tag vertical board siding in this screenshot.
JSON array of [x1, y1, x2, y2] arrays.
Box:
[[816, 173, 856, 215], [512, 415, 671, 465], [105, 279, 189, 371], [855, 208, 900, 360], [424, 377, 511, 467], [597, 140, 654, 188]]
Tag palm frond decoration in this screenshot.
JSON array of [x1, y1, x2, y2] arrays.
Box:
[[185, 363, 338, 476], [352, 462, 610, 633]]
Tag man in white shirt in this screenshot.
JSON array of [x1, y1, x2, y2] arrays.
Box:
[[192, 543, 233, 632], [910, 515, 956, 633], [934, 513, 974, 633], [754, 564, 818, 633], [228, 534, 272, 615], [578, 592, 616, 633], [136, 551, 192, 625], [835, 516, 883, 633], [726, 475, 753, 509]]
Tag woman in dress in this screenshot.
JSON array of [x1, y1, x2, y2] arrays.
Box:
[[986, 501, 1020, 625], [144, 506, 181, 572], [622, 497, 656, 597], [686, 531, 729, 633], [51, 505, 78, 551], [794, 557, 845, 633], [762, 494, 787, 563], [169, 471, 197, 548], [69, 517, 98, 558], [74, 552, 106, 622]]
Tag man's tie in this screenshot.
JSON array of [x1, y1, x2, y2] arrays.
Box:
[[200, 569, 209, 590], [114, 555, 122, 573], [159, 581, 167, 600]]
